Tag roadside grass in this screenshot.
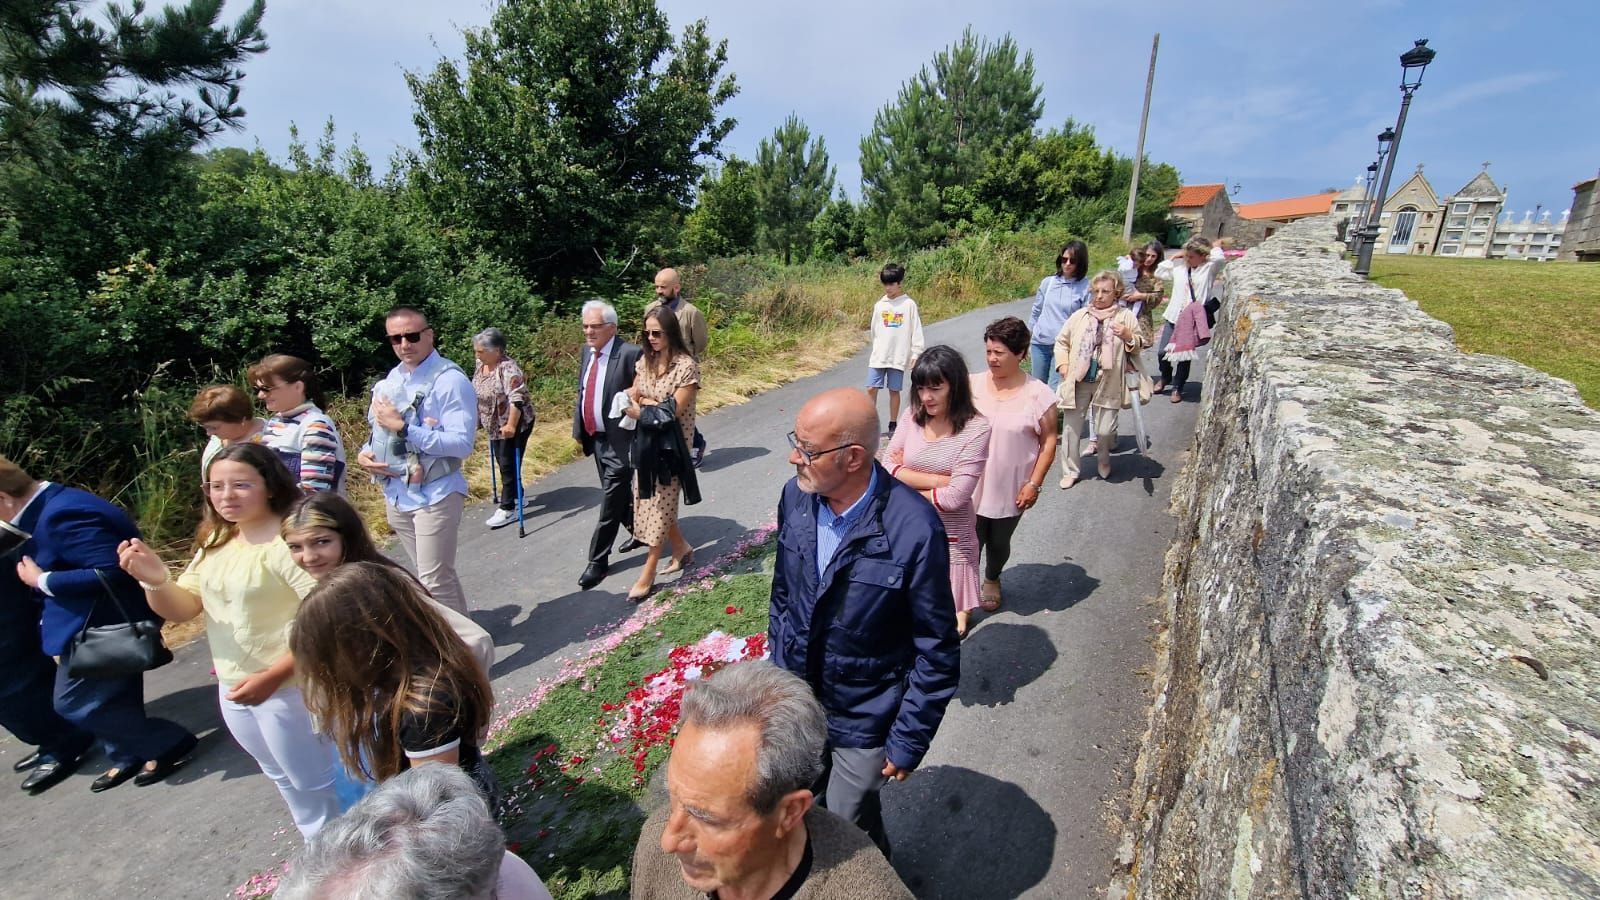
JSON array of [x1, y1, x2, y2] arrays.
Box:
[[1368, 255, 1600, 407], [483, 531, 779, 899]]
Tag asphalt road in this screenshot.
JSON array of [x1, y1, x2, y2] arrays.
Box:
[[0, 297, 1200, 899]]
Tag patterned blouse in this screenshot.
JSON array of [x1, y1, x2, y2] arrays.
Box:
[[472, 358, 533, 435]]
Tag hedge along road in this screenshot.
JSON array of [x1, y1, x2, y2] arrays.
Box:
[[0, 296, 1203, 899]]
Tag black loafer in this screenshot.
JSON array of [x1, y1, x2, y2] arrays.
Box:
[[578, 562, 608, 590], [135, 734, 199, 787], [13, 751, 42, 772], [91, 766, 141, 793], [616, 536, 645, 553], [21, 752, 87, 794]]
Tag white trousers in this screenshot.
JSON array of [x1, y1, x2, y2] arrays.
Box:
[[387, 492, 469, 613], [219, 684, 340, 838]]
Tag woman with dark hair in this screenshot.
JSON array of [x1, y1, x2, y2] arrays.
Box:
[[470, 328, 535, 530], [280, 492, 493, 675], [969, 318, 1058, 611], [290, 562, 498, 803], [883, 345, 991, 637], [621, 306, 700, 600], [250, 354, 347, 494], [1027, 239, 1091, 386], [117, 443, 340, 837]]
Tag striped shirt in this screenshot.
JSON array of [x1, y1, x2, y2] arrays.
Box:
[[264, 403, 347, 493]]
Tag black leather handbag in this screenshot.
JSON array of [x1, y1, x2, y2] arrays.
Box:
[[64, 570, 174, 679]]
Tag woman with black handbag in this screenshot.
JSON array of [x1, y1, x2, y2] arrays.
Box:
[[1, 455, 197, 795]]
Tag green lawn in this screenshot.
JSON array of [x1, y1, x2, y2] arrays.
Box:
[[1367, 255, 1600, 408]]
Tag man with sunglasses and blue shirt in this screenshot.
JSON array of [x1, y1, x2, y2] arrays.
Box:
[[768, 387, 960, 856], [356, 305, 478, 613]]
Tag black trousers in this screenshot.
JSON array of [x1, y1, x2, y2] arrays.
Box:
[[489, 430, 532, 510], [54, 643, 194, 768], [1157, 322, 1192, 394], [587, 439, 635, 564], [976, 515, 1022, 582], [0, 652, 91, 763]]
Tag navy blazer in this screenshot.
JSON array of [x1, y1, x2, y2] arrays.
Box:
[[15, 484, 159, 656], [0, 534, 46, 672], [768, 462, 961, 771], [571, 337, 644, 460]]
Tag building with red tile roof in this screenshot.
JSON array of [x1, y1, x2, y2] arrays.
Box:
[[1169, 184, 1239, 245], [1236, 192, 1340, 222]]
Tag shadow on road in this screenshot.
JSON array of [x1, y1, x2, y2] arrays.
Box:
[[997, 561, 1098, 617], [477, 515, 747, 681], [695, 444, 770, 474], [885, 765, 1055, 899], [957, 622, 1056, 707]]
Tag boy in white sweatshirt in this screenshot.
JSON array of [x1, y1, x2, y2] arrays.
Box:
[[866, 262, 925, 434]]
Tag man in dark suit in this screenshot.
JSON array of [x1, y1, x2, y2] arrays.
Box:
[[0, 516, 93, 790], [572, 299, 645, 590], [0, 455, 197, 793]]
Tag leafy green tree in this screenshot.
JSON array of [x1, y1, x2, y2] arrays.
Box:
[[753, 114, 834, 264], [970, 120, 1116, 229], [405, 0, 738, 299], [859, 28, 1041, 250], [1109, 157, 1181, 237], [680, 157, 758, 259], [809, 191, 866, 260]]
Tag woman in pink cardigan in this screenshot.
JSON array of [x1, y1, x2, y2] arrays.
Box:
[[882, 345, 991, 638]]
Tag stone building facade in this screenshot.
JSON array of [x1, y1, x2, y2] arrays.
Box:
[[1435, 168, 1507, 258], [1169, 184, 1241, 245], [1490, 212, 1566, 261], [1371, 166, 1445, 256], [1563, 174, 1600, 261]]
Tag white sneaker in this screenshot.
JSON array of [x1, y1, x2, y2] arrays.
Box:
[[485, 509, 516, 529]]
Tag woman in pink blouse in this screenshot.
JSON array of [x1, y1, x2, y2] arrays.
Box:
[[882, 345, 991, 638], [969, 317, 1059, 612]]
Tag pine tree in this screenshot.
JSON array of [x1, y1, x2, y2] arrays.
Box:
[[680, 157, 759, 259], [753, 114, 834, 264], [0, 0, 267, 162], [405, 0, 737, 298], [859, 28, 1042, 251]]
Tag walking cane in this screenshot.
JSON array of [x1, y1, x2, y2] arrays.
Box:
[[1128, 378, 1150, 454], [515, 444, 526, 538]]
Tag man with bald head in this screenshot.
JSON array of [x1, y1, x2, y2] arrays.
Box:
[[647, 268, 710, 466], [768, 388, 961, 854]]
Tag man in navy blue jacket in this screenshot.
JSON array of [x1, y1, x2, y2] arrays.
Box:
[[0, 515, 93, 789], [769, 388, 961, 853], [1, 456, 196, 793]]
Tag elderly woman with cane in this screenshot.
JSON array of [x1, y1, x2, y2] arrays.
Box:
[[1053, 271, 1148, 488], [471, 328, 534, 530]]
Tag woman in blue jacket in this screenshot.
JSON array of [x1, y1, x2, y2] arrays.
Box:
[[1027, 239, 1091, 386]]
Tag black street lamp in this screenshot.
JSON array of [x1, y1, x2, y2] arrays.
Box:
[[1348, 130, 1392, 250], [1354, 39, 1437, 275]]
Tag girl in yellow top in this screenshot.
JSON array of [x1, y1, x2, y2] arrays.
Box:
[[118, 443, 339, 838]]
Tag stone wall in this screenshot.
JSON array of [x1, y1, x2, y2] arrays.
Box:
[[1115, 217, 1600, 898]]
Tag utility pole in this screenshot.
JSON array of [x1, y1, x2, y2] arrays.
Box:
[[1123, 34, 1159, 244]]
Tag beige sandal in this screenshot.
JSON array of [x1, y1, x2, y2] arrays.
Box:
[[980, 579, 1002, 612]]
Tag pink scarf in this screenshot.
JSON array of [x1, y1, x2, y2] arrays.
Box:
[[1070, 305, 1121, 383], [1165, 301, 1212, 362]]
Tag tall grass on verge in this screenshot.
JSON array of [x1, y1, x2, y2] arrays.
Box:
[[112, 378, 205, 555]]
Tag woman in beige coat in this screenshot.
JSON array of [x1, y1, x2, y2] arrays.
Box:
[[1053, 271, 1148, 487]]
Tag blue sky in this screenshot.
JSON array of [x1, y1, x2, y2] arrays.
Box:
[[212, 0, 1599, 216]]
